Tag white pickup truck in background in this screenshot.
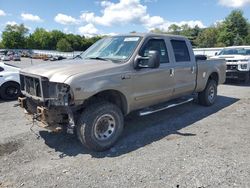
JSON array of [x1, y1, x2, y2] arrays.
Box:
[[211, 46, 250, 83]]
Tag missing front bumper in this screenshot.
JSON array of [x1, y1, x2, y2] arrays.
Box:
[[18, 97, 68, 132]]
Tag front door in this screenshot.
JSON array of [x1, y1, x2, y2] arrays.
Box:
[[131, 38, 175, 110]]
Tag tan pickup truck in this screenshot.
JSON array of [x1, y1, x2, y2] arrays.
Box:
[[18, 33, 226, 151]]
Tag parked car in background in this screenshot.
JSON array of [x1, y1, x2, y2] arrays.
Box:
[[12, 54, 21, 61], [0, 50, 7, 57], [21, 50, 32, 58], [0, 62, 20, 100], [49, 55, 66, 61], [1, 55, 11, 61], [7, 51, 14, 56], [211, 46, 250, 83]]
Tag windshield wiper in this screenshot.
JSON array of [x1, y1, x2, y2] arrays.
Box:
[[88, 57, 109, 61]]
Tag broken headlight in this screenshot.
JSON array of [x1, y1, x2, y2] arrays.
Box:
[[47, 82, 74, 106]]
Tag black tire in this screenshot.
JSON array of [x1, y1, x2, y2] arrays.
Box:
[[198, 79, 217, 106], [244, 72, 250, 84], [0, 81, 21, 100], [77, 101, 124, 151]]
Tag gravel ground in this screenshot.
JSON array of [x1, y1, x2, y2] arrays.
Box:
[[0, 59, 250, 188]]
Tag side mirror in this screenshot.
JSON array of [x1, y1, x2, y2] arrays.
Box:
[[215, 52, 218, 56], [134, 50, 160, 69], [195, 54, 207, 61]]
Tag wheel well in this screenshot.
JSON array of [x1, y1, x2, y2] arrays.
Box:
[[84, 90, 128, 115], [1, 81, 20, 88], [208, 72, 219, 85]]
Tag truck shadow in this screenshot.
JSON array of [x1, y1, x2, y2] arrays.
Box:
[[39, 95, 239, 158]]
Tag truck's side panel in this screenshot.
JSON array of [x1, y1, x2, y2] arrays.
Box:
[[167, 38, 197, 97], [130, 37, 175, 110], [195, 59, 226, 92]]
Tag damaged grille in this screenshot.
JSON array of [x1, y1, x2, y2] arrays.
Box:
[[20, 75, 42, 97]]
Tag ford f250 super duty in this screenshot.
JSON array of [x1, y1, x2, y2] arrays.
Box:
[[18, 33, 226, 151]]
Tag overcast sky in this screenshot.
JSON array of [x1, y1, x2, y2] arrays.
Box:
[[0, 0, 250, 37]]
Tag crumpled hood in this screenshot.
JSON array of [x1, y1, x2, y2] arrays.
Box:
[[20, 59, 117, 83]]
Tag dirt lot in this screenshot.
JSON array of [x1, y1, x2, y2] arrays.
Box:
[[0, 59, 250, 188]]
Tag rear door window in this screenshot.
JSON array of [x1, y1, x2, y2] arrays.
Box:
[[171, 40, 190, 62]]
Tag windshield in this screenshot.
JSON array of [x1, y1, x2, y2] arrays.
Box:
[[218, 48, 250, 55], [81, 36, 141, 62]]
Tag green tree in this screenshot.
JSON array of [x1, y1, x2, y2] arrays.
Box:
[[245, 33, 250, 45], [150, 28, 167, 34], [66, 34, 82, 51], [195, 27, 219, 47], [49, 30, 65, 50], [217, 10, 248, 46], [181, 25, 202, 46], [2, 24, 29, 49], [25, 34, 36, 49], [31, 28, 51, 49], [56, 38, 73, 52], [233, 34, 244, 45], [168, 24, 181, 35], [0, 41, 4, 49]]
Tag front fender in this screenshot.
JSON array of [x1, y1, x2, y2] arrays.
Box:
[[65, 73, 131, 108]]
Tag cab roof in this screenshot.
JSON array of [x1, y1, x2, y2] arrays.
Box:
[[116, 32, 188, 40]]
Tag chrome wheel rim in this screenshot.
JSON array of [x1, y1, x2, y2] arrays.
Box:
[[208, 86, 215, 102], [94, 114, 116, 141]]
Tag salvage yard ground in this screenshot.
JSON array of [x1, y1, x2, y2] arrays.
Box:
[[0, 58, 250, 187]]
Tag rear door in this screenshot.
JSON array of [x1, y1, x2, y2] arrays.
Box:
[[169, 38, 196, 96], [131, 37, 175, 109]]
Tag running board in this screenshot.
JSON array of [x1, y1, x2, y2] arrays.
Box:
[[139, 97, 194, 116]]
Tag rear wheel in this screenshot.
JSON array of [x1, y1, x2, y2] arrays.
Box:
[[77, 101, 124, 151], [198, 79, 217, 106], [0, 82, 21, 100]]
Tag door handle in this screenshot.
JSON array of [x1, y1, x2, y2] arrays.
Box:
[[170, 68, 174, 77], [191, 66, 195, 74], [121, 74, 131, 80]]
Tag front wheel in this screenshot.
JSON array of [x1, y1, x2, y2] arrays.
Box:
[[0, 82, 21, 100], [198, 79, 217, 106], [77, 101, 124, 151]]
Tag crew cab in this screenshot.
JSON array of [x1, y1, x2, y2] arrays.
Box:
[[212, 46, 250, 83], [18, 33, 226, 151]]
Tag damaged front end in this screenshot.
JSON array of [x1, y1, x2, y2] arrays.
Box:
[[18, 74, 76, 133]]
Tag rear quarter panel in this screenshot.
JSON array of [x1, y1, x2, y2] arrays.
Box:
[[196, 59, 226, 92]]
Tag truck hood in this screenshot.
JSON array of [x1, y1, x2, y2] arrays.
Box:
[[20, 59, 118, 83], [210, 54, 250, 60], [210, 55, 250, 65]]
